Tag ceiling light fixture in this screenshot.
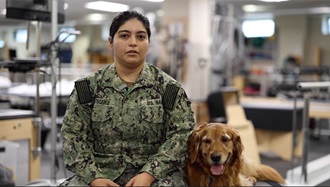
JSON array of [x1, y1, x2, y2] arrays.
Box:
[[85, 13, 107, 22], [64, 3, 69, 10], [85, 1, 129, 12], [259, 0, 289, 2], [243, 5, 259, 12]]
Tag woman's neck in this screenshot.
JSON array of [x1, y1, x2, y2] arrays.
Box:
[[114, 62, 144, 84]]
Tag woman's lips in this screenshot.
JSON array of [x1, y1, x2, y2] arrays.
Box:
[[126, 50, 138, 54]]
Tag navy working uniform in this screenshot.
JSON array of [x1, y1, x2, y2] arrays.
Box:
[[60, 63, 195, 186]]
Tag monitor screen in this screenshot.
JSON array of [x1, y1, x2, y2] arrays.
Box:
[[5, 0, 65, 23]]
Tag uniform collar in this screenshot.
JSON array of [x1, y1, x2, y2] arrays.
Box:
[[101, 63, 154, 91]]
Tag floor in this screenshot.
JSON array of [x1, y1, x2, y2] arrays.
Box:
[[26, 126, 330, 186]]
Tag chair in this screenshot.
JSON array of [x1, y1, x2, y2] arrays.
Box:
[[206, 88, 239, 123], [206, 91, 227, 123]]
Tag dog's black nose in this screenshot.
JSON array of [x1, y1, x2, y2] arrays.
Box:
[[211, 154, 221, 162]]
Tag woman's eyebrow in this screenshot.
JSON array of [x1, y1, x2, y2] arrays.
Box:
[[118, 30, 147, 34]]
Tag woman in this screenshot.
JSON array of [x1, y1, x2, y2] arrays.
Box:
[[60, 10, 195, 186]]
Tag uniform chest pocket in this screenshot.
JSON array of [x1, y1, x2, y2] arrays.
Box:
[[91, 103, 114, 122], [141, 100, 164, 124]]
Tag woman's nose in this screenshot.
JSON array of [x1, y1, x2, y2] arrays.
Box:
[[129, 37, 137, 46]]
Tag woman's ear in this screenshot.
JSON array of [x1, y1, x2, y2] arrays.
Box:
[[108, 37, 113, 49]]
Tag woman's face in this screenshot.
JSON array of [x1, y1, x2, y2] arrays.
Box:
[[109, 18, 149, 68]]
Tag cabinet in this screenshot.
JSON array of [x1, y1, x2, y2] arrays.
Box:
[[0, 110, 40, 185]]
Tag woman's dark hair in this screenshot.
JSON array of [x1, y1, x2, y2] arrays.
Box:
[[109, 10, 151, 42]]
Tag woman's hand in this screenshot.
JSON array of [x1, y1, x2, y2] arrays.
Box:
[[125, 172, 155, 187], [90, 178, 120, 186]]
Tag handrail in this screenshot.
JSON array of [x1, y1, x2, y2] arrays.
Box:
[[296, 81, 330, 183], [297, 82, 330, 89]]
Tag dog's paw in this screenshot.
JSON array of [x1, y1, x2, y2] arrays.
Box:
[[247, 176, 257, 185], [239, 174, 257, 186]]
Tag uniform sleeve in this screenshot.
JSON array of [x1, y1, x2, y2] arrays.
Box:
[[140, 86, 195, 179], [61, 88, 106, 184]]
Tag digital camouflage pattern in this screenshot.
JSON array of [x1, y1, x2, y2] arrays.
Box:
[[60, 63, 195, 186]]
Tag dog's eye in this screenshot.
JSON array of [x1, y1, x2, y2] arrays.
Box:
[[203, 139, 211, 144], [221, 136, 229, 142]]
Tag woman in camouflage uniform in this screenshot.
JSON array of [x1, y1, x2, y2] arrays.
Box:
[[60, 10, 195, 186]]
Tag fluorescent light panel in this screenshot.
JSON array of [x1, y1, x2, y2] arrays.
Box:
[[86, 13, 107, 21], [259, 0, 289, 2], [243, 5, 258, 12], [85, 1, 129, 12]]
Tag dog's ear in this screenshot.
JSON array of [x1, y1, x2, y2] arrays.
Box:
[[195, 123, 208, 132], [229, 128, 244, 166], [188, 131, 200, 164], [188, 123, 207, 164]]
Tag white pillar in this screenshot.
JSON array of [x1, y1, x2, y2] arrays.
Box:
[[162, 0, 211, 101], [187, 0, 212, 101]]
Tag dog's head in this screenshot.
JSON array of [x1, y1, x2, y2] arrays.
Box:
[[188, 123, 243, 176]]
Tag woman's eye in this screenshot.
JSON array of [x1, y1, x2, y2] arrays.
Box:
[[137, 35, 146, 40], [120, 34, 128, 38]]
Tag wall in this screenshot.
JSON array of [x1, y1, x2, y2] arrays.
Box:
[[305, 16, 330, 66], [72, 24, 108, 65], [275, 15, 308, 66], [275, 14, 330, 67]]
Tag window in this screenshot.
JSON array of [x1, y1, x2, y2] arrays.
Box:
[[58, 28, 77, 43], [102, 23, 110, 41], [321, 16, 330, 35], [14, 29, 28, 43], [242, 19, 275, 38], [0, 40, 5, 48]]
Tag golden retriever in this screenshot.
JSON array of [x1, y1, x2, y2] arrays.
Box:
[[184, 123, 286, 186]]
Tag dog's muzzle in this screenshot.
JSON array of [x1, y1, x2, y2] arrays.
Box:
[[210, 153, 231, 175]]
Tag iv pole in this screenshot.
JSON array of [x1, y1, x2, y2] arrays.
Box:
[[50, 1, 81, 183], [28, 1, 59, 186], [50, 0, 59, 184]]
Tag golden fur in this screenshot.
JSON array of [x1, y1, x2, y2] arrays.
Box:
[[184, 123, 286, 186]]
